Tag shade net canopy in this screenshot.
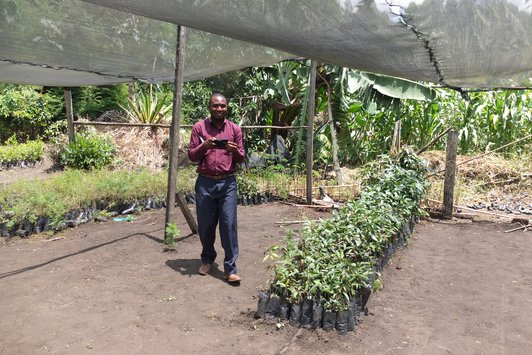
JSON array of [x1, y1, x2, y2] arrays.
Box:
[[0, 0, 531, 89]]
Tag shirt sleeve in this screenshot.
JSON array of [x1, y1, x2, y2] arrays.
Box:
[[187, 122, 207, 162], [233, 125, 246, 164]]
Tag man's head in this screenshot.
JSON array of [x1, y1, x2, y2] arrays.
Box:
[[209, 93, 228, 122]]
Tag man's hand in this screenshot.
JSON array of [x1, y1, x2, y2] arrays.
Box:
[[202, 137, 217, 149], [226, 141, 238, 153]]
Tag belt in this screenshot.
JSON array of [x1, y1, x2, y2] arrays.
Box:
[[198, 173, 236, 180]]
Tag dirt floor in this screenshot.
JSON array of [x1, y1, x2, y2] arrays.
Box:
[[0, 157, 59, 187], [1, 203, 532, 354]]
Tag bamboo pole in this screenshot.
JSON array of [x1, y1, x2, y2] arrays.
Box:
[[64, 88, 75, 143], [306, 60, 317, 204], [165, 25, 197, 241]]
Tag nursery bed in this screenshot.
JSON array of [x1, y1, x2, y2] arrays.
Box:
[[1, 204, 531, 354]]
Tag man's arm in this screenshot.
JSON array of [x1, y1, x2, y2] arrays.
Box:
[[232, 125, 245, 163], [188, 123, 207, 162]]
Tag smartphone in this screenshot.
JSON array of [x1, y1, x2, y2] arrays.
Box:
[[214, 139, 228, 148]]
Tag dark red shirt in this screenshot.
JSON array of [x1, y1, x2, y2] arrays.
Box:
[[187, 117, 245, 175]]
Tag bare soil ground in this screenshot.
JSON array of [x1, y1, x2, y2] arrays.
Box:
[[0, 157, 58, 187], [1, 204, 532, 354]]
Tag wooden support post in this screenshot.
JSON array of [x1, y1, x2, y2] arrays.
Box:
[[306, 60, 317, 205], [443, 129, 458, 219], [64, 88, 75, 143], [165, 25, 198, 240]]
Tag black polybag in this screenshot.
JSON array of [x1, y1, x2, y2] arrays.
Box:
[[336, 310, 348, 335], [289, 302, 302, 326], [254, 291, 270, 319], [310, 300, 323, 329], [322, 310, 336, 331], [278, 298, 289, 321], [300, 298, 313, 327], [347, 298, 356, 331], [265, 294, 281, 319]]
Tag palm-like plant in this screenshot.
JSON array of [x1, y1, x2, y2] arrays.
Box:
[[121, 84, 171, 124]]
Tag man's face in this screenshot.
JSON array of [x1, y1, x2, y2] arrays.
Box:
[[209, 95, 228, 122]]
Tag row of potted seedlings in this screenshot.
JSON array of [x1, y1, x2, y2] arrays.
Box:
[[0, 159, 43, 170], [255, 150, 429, 334], [0, 189, 277, 238]]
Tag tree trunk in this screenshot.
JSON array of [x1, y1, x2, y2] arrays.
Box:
[[326, 85, 342, 184]]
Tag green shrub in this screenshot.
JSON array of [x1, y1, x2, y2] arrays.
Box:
[[58, 132, 116, 170], [0, 140, 46, 164], [72, 85, 129, 118], [0, 84, 63, 142]]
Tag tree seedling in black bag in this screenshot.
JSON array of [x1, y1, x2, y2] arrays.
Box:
[[322, 310, 336, 331], [300, 298, 313, 328], [254, 291, 269, 319], [335, 309, 348, 335], [278, 297, 290, 321], [264, 293, 282, 319], [289, 302, 302, 327], [310, 300, 323, 329]]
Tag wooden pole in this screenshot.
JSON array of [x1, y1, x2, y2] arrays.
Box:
[[165, 25, 197, 241], [416, 127, 451, 155], [306, 60, 317, 205], [442, 129, 458, 219], [64, 88, 75, 143]]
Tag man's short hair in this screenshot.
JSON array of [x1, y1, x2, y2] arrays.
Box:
[[209, 93, 227, 105]]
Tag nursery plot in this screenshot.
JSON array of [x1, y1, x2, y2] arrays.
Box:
[[1, 204, 531, 354]]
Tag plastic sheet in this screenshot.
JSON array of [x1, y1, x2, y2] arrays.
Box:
[[1, 0, 530, 88]]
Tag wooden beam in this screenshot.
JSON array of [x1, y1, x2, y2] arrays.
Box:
[[306, 60, 317, 204], [64, 88, 75, 143], [73, 121, 307, 130], [176, 192, 198, 233], [165, 25, 197, 239], [442, 129, 458, 219], [416, 127, 451, 155], [74, 121, 174, 128]]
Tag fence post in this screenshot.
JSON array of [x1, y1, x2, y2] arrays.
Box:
[[443, 129, 458, 219], [64, 88, 75, 143], [306, 60, 317, 204]]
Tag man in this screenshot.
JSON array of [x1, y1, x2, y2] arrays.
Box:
[[187, 93, 245, 284]]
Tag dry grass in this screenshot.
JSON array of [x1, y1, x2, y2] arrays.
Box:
[[422, 150, 532, 206], [94, 126, 191, 171]]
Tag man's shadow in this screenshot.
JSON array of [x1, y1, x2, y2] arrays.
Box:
[[165, 259, 229, 284]]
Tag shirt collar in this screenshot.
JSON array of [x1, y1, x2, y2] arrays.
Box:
[[208, 117, 226, 128]]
